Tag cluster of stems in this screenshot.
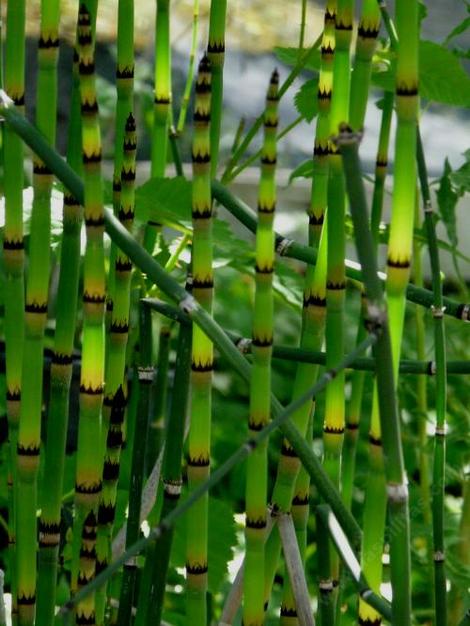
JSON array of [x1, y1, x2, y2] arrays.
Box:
[[0, 2, 468, 626]]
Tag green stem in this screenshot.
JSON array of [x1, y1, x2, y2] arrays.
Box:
[[244, 70, 279, 626], [118, 304, 154, 626], [207, 0, 227, 177], [36, 23, 83, 626], [142, 322, 192, 626], [186, 55, 213, 626], [3, 0, 26, 614], [177, 0, 199, 134], [417, 129, 447, 626], [337, 127, 412, 626]]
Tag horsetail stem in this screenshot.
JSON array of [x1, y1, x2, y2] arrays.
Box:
[[141, 321, 192, 626], [108, 0, 134, 311], [177, 0, 199, 134], [145, 325, 171, 473], [186, 55, 212, 626], [207, 0, 227, 177], [95, 113, 137, 619], [76, 510, 98, 626], [3, 0, 26, 616], [356, 95, 397, 626], [115, 303, 153, 625], [264, 5, 334, 604], [143, 0, 171, 252], [15, 0, 60, 621], [341, 91, 393, 512], [417, 130, 448, 626], [338, 127, 412, 626], [349, 0, 381, 131], [243, 69, 279, 626], [323, 0, 353, 518], [310, 0, 335, 244], [36, 25, 84, 626], [73, 1, 106, 594], [356, 6, 418, 622]]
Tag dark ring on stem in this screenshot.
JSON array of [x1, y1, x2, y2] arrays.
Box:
[[98, 503, 116, 524], [52, 352, 73, 365], [246, 517, 267, 529], [304, 294, 326, 307], [186, 563, 208, 575], [107, 429, 124, 449], [78, 61, 95, 75], [192, 152, 211, 164], [3, 239, 24, 250], [280, 607, 297, 617], [281, 443, 298, 458], [76, 614, 96, 625], [187, 455, 210, 467], [17, 595, 36, 605], [292, 493, 309, 505], [75, 482, 101, 496], [25, 302, 48, 314], [116, 66, 134, 79], [103, 461, 120, 481]]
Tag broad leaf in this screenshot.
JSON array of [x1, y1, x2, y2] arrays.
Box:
[[373, 40, 470, 107], [436, 159, 460, 248], [294, 78, 319, 122], [134, 176, 192, 232]]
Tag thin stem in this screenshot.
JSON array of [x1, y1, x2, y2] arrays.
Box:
[[417, 129, 447, 626], [207, 0, 227, 177], [176, 0, 199, 134]]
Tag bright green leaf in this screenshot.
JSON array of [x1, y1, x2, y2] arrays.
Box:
[[373, 40, 470, 107], [135, 176, 192, 232], [294, 78, 319, 122]]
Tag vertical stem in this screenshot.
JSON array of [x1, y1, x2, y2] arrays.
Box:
[[3, 0, 26, 615], [144, 321, 192, 625], [207, 0, 227, 178], [244, 70, 279, 626], [108, 0, 134, 316], [349, 0, 381, 131], [143, 0, 171, 253], [117, 304, 155, 626], [265, 2, 334, 607], [145, 325, 171, 473], [37, 27, 83, 626], [177, 0, 199, 134], [353, 91, 393, 626], [417, 130, 448, 626], [95, 111, 137, 625], [186, 56, 213, 626], [323, 0, 354, 611], [72, 4, 106, 621], [16, 0, 60, 622], [339, 128, 412, 626]]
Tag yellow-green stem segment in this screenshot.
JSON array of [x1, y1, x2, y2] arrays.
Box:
[[186, 55, 212, 626], [244, 70, 279, 626]]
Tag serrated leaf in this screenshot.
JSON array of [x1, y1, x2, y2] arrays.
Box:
[[294, 78, 319, 122], [373, 41, 470, 107], [135, 176, 192, 232], [171, 496, 236, 594], [436, 159, 460, 248]]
